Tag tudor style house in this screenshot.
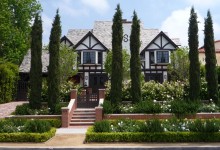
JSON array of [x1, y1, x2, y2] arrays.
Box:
[[60, 20, 180, 88], [17, 19, 180, 100]]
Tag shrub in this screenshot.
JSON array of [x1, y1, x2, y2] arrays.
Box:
[[111, 119, 141, 132], [86, 128, 220, 142], [102, 100, 118, 114], [0, 128, 56, 142], [94, 120, 111, 132], [170, 100, 200, 118], [14, 103, 50, 115], [140, 119, 164, 132], [189, 119, 220, 132], [24, 120, 51, 133], [0, 62, 19, 103], [134, 100, 162, 114], [54, 102, 68, 115], [14, 103, 30, 115]]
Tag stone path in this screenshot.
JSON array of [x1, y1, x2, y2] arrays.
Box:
[[0, 101, 27, 118]]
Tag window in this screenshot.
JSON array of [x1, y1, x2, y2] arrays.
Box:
[[150, 52, 155, 64], [98, 52, 102, 64], [156, 51, 169, 63], [83, 52, 95, 64]]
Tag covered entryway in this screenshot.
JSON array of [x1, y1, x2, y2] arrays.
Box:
[[89, 74, 107, 93]]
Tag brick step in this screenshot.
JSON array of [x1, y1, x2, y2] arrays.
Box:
[[71, 118, 95, 122], [72, 115, 95, 119], [69, 122, 94, 126], [74, 108, 95, 112], [73, 112, 95, 115]]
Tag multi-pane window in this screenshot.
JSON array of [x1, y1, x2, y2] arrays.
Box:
[[77, 52, 81, 64], [150, 52, 155, 64], [83, 52, 95, 64], [156, 51, 169, 63]]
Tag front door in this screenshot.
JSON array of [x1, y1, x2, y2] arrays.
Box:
[[89, 74, 107, 93]]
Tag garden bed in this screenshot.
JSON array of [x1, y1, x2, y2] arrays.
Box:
[[85, 118, 220, 143], [104, 113, 220, 120], [86, 127, 220, 142], [0, 128, 56, 142]]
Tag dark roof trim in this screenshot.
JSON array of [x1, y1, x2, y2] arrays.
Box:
[[141, 31, 178, 54], [74, 31, 108, 51], [60, 36, 74, 46]]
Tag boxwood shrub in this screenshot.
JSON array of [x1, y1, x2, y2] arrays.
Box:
[[0, 128, 56, 142], [85, 127, 220, 143]]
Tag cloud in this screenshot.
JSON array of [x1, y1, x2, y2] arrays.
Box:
[[53, 1, 89, 17], [160, 7, 204, 47], [186, 0, 219, 7], [81, 0, 110, 14]]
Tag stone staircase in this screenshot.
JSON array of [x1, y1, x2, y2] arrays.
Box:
[[69, 108, 96, 126]]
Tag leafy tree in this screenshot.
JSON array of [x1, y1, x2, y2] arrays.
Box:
[[0, 0, 41, 64], [48, 10, 61, 113], [130, 11, 142, 103], [105, 49, 130, 80], [204, 10, 218, 103], [0, 62, 19, 103], [59, 45, 78, 84], [168, 47, 189, 81], [110, 4, 123, 105], [29, 14, 42, 109], [188, 7, 200, 101]]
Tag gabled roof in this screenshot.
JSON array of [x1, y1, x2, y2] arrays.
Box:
[[19, 49, 49, 73], [66, 29, 91, 45], [142, 31, 178, 53], [60, 35, 74, 46], [74, 31, 108, 51]]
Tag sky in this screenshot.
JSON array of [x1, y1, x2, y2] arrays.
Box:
[[39, 0, 220, 47]]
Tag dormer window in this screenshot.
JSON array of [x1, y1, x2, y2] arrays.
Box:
[[83, 51, 95, 64]]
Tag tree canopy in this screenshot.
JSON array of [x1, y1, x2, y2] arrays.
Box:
[[204, 10, 218, 103], [0, 0, 41, 64], [188, 7, 200, 101]]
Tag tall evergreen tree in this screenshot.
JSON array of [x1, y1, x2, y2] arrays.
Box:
[[130, 11, 142, 103], [29, 13, 42, 109], [48, 10, 61, 113], [188, 7, 200, 101], [110, 4, 123, 104], [204, 10, 219, 103]]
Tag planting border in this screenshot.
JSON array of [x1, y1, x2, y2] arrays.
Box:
[[85, 127, 220, 143], [0, 128, 56, 142]]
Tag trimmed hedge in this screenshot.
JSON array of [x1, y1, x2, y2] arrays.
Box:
[[85, 127, 220, 143], [0, 128, 56, 142]]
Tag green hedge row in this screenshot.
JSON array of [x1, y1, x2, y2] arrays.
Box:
[[0, 128, 56, 142], [85, 127, 220, 143]]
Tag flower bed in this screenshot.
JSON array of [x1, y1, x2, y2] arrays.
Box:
[[0, 118, 60, 142], [85, 118, 220, 142]]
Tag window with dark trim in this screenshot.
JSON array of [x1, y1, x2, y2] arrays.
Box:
[[98, 52, 102, 64], [83, 52, 95, 64], [150, 52, 155, 64], [156, 51, 169, 63]]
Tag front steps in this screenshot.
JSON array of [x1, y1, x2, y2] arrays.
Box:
[[70, 108, 96, 126]]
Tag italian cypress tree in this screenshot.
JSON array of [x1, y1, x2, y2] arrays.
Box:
[[188, 7, 200, 101], [48, 10, 61, 113], [29, 14, 42, 109], [204, 10, 219, 103], [130, 11, 142, 103], [110, 4, 123, 105]]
